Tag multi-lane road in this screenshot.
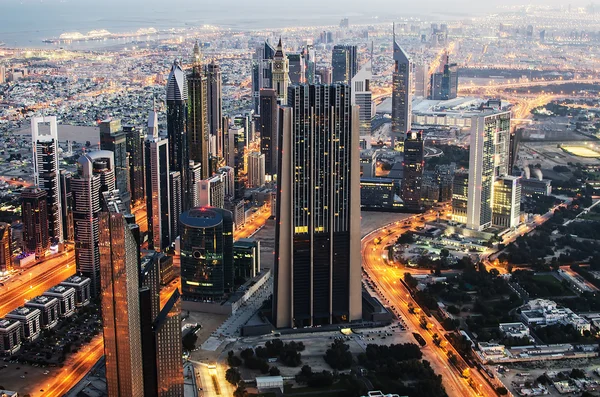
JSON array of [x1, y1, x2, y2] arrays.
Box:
[[362, 214, 497, 397]]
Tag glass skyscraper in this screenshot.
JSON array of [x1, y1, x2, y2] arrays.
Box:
[[391, 27, 412, 150]]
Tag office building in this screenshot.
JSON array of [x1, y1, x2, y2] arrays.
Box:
[[233, 239, 261, 283], [466, 111, 511, 230], [166, 60, 189, 212], [274, 84, 362, 328], [218, 166, 235, 198], [207, 61, 223, 158], [251, 41, 276, 113], [413, 63, 428, 97], [421, 171, 440, 206], [332, 45, 358, 84], [259, 89, 278, 176], [187, 43, 210, 180], [351, 59, 374, 136], [429, 53, 458, 100], [198, 175, 225, 209], [452, 170, 469, 224], [6, 307, 41, 342], [71, 151, 115, 296], [21, 187, 49, 257], [520, 177, 552, 197], [223, 124, 238, 169], [31, 116, 63, 243], [492, 176, 521, 229], [391, 27, 413, 149], [25, 296, 59, 329], [180, 207, 234, 300], [145, 109, 172, 251], [304, 45, 316, 84], [100, 119, 131, 211], [272, 39, 289, 104], [287, 53, 305, 85], [247, 151, 266, 188], [0, 318, 21, 355], [402, 131, 424, 211], [60, 275, 91, 307], [99, 192, 144, 397], [59, 170, 75, 242], [360, 151, 376, 178], [124, 125, 145, 206], [0, 223, 11, 273], [43, 285, 76, 317], [169, 171, 182, 240], [188, 161, 202, 208], [360, 178, 402, 211]]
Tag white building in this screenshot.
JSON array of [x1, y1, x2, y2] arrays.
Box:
[[520, 299, 590, 334], [198, 174, 225, 209], [351, 59, 375, 136], [0, 318, 21, 355], [43, 285, 76, 317], [25, 295, 59, 329], [499, 322, 530, 339], [6, 307, 41, 342], [247, 151, 266, 188], [60, 275, 91, 307], [256, 376, 284, 392]]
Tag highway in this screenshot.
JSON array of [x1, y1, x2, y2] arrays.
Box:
[[233, 204, 271, 240], [362, 213, 497, 397], [0, 251, 76, 317]]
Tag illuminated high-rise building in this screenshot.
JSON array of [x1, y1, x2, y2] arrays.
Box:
[[251, 41, 276, 113], [273, 84, 362, 328], [169, 171, 182, 240], [332, 45, 358, 84], [124, 125, 145, 206], [145, 109, 172, 251], [31, 116, 63, 243], [198, 174, 225, 209], [287, 53, 305, 85], [351, 58, 374, 136], [0, 223, 12, 273], [100, 119, 131, 211], [187, 43, 210, 181], [207, 61, 223, 158], [180, 207, 234, 300], [492, 176, 521, 229], [272, 39, 289, 104], [99, 191, 144, 397], [401, 131, 424, 211], [59, 170, 74, 242], [259, 89, 278, 176], [429, 52, 458, 100], [391, 26, 412, 149], [166, 60, 189, 212], [72, 151, 115, 296], [21, 187, 49, 257], [247, 151, 266, 188]]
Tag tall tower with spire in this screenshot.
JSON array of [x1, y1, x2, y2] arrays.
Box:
[[272, 38, 289, 105], [166, 59, 189, 219], [391, 24, 413, 150], [187, 42, 210, 180]]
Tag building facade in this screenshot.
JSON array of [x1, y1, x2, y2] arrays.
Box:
[[402, 131, 424, 211], [21, 187, 50, 257], [100, 119, 131, 211], [187, 43, 210, 181], [259, 89, 278, 176], [391, 30, 412, 149], [272, 39, 289, 105], [332, 45, 358, 84]]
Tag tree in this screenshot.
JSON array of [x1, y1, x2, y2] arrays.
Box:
[[240, 348, 254, 360], [324, 340, 353, 370], [397, 232, 415, 245], [269, 366, 281, 376], [570, 368, 586, 379], [182, 332, 197, 351], [226, 367, 241, 386], [496, 386, 508, 395], [227, 351, 242, 367]]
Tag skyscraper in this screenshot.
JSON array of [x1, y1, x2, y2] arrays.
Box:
[[198, 174, 225, 209], [287, 53, 305, 84], [99, 191, 144, 397], [100, 119, 131, 212], [124, 125, 145, 207], [188, 161, 202, 208], [21, 187, 49, 257], [259, 89, 278, 176], [247, 151, 266, 188], [31, 116, 63, 243], [169, 171, 182, 240], [351, 59, 374, 136], [429, 52, 458, 100], [466, 111, 511, 230], [251, 41, 276, 113], [59, 170, 75, 242], [166, 60, 189, 212], [332, 45, 358, 84], [207, 61, 223, 158], [273, 84, 362, 328], [492, 176, 522, 229], [392, 27, 413, 149], [145, 109, 172, 251], [0, 223, 12, 273], [272, 39, 289, 104], [72, 151, 115, 297], [401, 131, 424, 211], [305, 45, 316, 85], [180, 207, 234, 300], [187, 42, 210, 180]]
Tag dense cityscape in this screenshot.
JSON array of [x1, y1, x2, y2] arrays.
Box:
[[1, 1, 600, 397]]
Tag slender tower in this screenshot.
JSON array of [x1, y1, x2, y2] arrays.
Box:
[[207, 61, 223, 158], [187, 43, 210, 180], [166, 60, 189, 212], [272, 38, 289, 105], [391, 24, 412, 150]]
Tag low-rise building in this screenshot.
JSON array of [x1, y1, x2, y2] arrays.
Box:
[[0, 318, 21, 355], [43, 285, 76, 317], [520, 299, 590, 334], [60, 275, 91, 306], [6, 307, 41, 342], [499, 322, 530, 339], [25, 295, 59, 329]]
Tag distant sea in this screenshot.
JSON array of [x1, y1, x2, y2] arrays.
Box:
[[0, 0, 483, 49]]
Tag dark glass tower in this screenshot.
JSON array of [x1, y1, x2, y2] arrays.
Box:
[[180, 207, 234, 300], [187, 43, 210, 180], [166, 60, 189, 212], [331, 45, 358, 84], [124, 125, 145, 206], [273, 84, 362, 328], [401, 131, 424, 211], [59, 170, 74, 242], [21, 187, 49, 257], [259, 88, 278, 176], [206, 61, 223, 159], [392, 26, 412, 150], [100, 119, 131, 212]]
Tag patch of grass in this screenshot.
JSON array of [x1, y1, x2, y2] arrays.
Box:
[[532, 274, 564, 288]]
